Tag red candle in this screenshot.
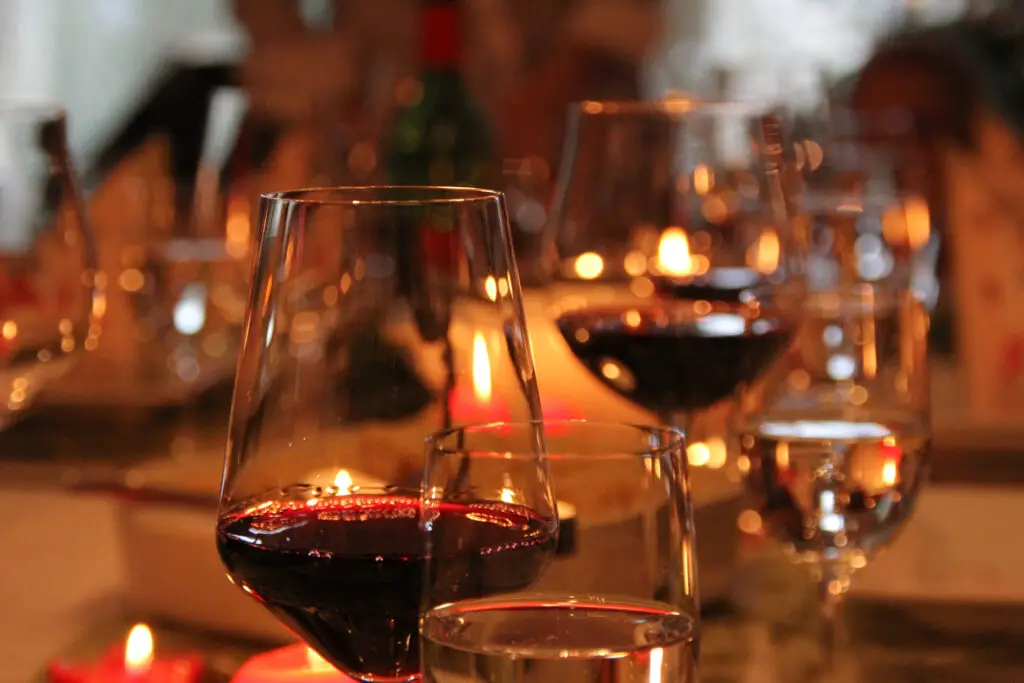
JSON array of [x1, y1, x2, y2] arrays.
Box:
[[47, 624, 203, 683], [231, 644, 352, 682]]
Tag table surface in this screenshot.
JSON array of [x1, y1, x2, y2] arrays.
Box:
[[6, 485, 1024, 683]]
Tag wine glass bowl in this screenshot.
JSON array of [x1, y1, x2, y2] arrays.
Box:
[[740, 284, 930, 564], [217, 187, 545, 681], [421, 420, 698, 683], [546, 100, 803, 428], [0, 103, 98, 425]]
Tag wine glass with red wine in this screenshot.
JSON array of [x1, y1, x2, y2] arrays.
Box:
[[216, 187, 553, 681], [546, 100, 804, 433], [421, 421, 698, 683]]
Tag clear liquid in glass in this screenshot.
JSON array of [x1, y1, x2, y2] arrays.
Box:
[[421, 595, 696, 683], [740, 418, 929, 564]]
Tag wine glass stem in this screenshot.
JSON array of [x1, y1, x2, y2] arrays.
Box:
[[816, 564, 852, 682]]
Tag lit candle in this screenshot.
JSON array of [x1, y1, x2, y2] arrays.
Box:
[[449, 331, 511, 424], [47, 623, 203, 683], [231, 644, 352, 683]]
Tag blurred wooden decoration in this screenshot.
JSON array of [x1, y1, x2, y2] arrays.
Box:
[[849, 10, 1024, 421]]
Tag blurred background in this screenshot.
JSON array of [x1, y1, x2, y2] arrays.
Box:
[[4, 0, 1024, 681]]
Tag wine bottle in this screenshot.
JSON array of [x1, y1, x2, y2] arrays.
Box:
[[384, 0, 497, 187]]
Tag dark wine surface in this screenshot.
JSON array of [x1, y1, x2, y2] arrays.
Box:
[[217, 488, 555, 679], [557, 303, 793, 413]]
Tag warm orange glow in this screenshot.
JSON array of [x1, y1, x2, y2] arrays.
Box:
[[306, 647, 334, 672], [124, 624, 154, 674], [334, 469, 353, 493], [1, 321, 16, 340], [705, 437, 728, 470], [483, 276, 498, 302], [225, 194, 251, 260], [687, 442, 710, 467], [904, 196, 930, 250], [472, 332, 492, 403], [574, 252, 604, 280], [657, 227, 693, 276], [748, 228, 781, 274], [776, 441, 790, 469], [693, 164, 713, 196], [881, 459, 898, 487]]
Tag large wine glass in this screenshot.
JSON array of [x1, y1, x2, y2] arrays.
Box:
[[216, 187, 549, 681], [546, 100, 804, 435], [421, 420, 697, 683], [0, 103, 99, 424]]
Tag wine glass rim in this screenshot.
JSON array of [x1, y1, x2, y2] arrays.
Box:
[[261, 186, 504, 207], [428, 420, 685, 460], [0, 100, 66, 120], [573, 98, 779, 118]]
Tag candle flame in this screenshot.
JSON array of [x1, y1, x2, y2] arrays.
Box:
[[658, 227, 693, 276], [472, 332, 492, 403], [306, 647, 334, 672], [334, 469, 354, 494], [124, 624, 154, 674]]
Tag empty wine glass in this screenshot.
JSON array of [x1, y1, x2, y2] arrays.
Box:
[[0, 103, 100, 425], [421, 420, 698, 683], [217, 187, 549, 681], [545, 100, 804, 437], [738, 281, 930, 681]]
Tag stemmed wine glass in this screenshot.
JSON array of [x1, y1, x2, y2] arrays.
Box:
[[217, 187, 551, 681], [737, 178, 931, 680], [0, 103, 100, 423], [545, 100, 804, 437], [421, 420, 698, 683]]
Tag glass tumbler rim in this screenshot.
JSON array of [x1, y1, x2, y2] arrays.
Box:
[[427, 419, 686, 461], [260, 185, 504, 207]]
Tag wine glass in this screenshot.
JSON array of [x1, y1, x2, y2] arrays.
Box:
[[737, 278, 930, 680], [546, 100, 804, 437], [217, 187, 549, 681], [0, 103, 100, 424], [421, 420, 698, 683]]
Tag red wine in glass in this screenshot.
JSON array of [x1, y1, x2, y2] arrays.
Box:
[[217, 486, 555, 679], [556, 301, 794, 415]]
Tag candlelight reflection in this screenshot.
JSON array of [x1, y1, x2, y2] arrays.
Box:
[[748, 228, 781, 274], [657, 227, 693, 276], [574, 252, 604, 280], [472, 332, 492, 403], [334, 470, 354, 494]]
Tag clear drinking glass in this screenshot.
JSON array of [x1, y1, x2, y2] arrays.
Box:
[[217, 187, 550, 681], [422, 420, 698, 683], [545, 100, 804, 436], [0, 103, 100, 424], [737, 282, 930, 680]]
